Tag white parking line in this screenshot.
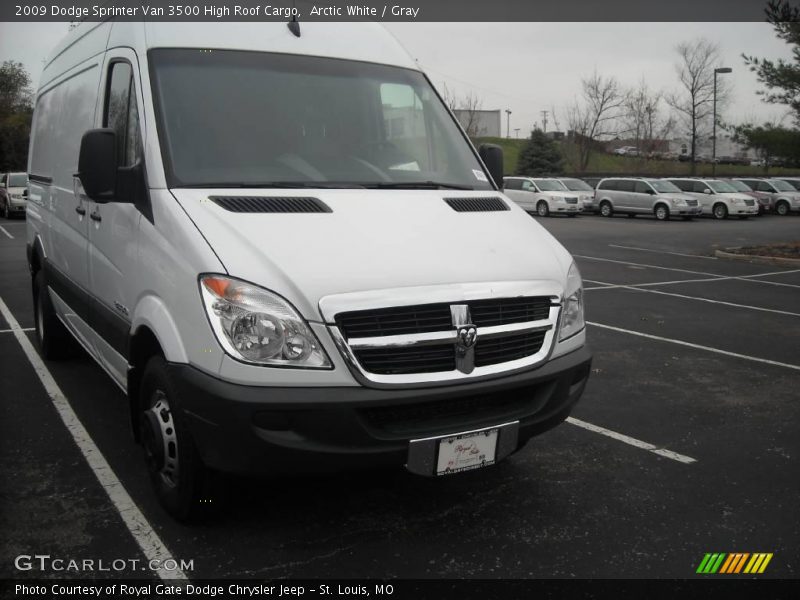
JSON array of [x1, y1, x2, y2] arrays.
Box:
[[0, 295, 187, 581], [0, 327, 34, 334], [575, 255, 800, 289], [608, 244, 718, 260], [0, 225, 13, 239], [566, 417, 697, 464], [584, 278, 800, 318], [587, 321, 800, 372]]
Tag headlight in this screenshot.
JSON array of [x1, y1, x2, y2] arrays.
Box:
[[670, 198, 686, 205], [11, 193, 24, 200], [553, 196, 565, 202], [559, 262, 585, 341], [199, 275, 331, 368]]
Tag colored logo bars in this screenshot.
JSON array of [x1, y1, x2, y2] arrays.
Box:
[[696, 553, 773, 574]]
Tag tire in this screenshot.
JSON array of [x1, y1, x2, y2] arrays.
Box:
[[654, 204, 670, 221], [775, 201, 790, 216], [599, 201, 613, 218], [139, 355, 220, 521], [536, 201, 550, 217], [712, 203, 728, 220], [33, 270, 79, 359]]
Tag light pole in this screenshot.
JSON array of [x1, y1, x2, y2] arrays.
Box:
[[712, 67, 732, 176], [505, 109, 512, 139]]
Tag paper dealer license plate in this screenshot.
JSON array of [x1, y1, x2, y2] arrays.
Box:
[[435, 428, 498, 475]]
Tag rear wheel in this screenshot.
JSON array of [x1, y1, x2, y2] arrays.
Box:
[[775, 201, 790, 216], [32, 270, 79, 359], [654, 204, 670, 221], [537, 201, 550, 217], [140, 355, 220, 521], [599, 201, 613, 218], [712, 203, 728, 220]]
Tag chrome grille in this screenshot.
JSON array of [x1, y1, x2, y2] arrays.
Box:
[[744, 198, 755, 206], [329, 290, 559, 384], [565, 197, 578, 204]]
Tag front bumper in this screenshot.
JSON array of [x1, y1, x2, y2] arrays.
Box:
[[168, 345, 592, 475], [676, 206, 702, 216], [6, 200, 26, 214]]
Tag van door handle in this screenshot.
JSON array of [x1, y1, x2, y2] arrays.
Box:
[[75, 206, 86, 216], [90, 210, 102, 222]]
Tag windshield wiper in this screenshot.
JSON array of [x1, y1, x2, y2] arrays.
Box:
[[360, 181, 475, 190], [177, 181, 367, 189]]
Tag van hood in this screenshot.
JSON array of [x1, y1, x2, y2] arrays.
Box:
[[170, 189, 573, 321]]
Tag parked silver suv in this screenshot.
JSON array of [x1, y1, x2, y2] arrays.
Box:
[[736, 178, 800, 216], [594, 178, 701, 220]]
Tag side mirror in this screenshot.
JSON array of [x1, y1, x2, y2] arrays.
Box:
[[478, 144, 504, 189], [77, 129, 117, 202], [703, 188, 712, 194]]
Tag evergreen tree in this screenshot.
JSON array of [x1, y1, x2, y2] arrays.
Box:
[[515, 129, 563, 176], [743, 0, 800, 124]]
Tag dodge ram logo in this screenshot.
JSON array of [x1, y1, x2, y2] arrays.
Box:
[[456, 325, 478, 350]]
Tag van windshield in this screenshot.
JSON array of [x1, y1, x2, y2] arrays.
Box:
[[769, 179, 796, 192], [560, 178, 593, 191], [149, 49, 493, 190], [532, 179, 568, 191], [649, 180, 681, 193], [8, 174, 28, 187]]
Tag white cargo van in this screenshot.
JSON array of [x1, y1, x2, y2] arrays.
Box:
[[27, 21, 591, 519]]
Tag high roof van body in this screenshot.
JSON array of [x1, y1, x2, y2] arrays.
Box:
[[27, 21, 591, 519]]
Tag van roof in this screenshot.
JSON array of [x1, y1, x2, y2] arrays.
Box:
[[46, 21, 418, 73]]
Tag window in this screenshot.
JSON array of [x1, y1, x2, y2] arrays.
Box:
[[756, 181, 773, 192], [634, 181, 652, 194], [149, 49, 493, 190], [692, 181, 709, 193], [104, 62, 141, 167], [504, 179, 522, 190], [598, 180, 616, 191], [522, 180, 535, 191], [617, 180, 635, 192], [670, 180, 691, 192]]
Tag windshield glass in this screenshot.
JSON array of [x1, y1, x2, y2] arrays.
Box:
[[649, 180, 681, 193], [770, 179, 796, 192], [708, 180, 737, 193], [782, 179, 800, 190], [533, 179, 568, 191], [149, 49, 492, 190], [8, 174, 27, 187], [560, 178, 593, 191], [728, 180, 752, 192]]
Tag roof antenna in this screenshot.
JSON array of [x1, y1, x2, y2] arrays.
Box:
[[287, 1, 301, 37]]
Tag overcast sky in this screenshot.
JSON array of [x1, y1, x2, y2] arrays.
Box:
[[0, 21, 795, 138]]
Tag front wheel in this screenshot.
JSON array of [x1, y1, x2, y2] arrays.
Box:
[[140, 355, 220, 521], [775, 201, 790, 216], [713, 203, 728, 220], [654, 205, 670, 221], [599, 201, 613, 218], [537, 201, 550, 217]]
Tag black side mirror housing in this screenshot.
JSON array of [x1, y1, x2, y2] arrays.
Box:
[[478, 144, 504, 189], [77, 129, 117, 202]]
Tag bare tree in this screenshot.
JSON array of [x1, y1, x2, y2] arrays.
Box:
[[665, 38, 730, 174], [623, 78, 675, 156], [440, 83, 484, 137], [566, 71, 627, 171]]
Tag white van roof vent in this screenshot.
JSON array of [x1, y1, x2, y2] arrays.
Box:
[[445, 197, 509, 212], [210, 196, 332, 213]]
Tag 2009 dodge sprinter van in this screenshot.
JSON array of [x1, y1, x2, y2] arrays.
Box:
[[27, 21, 591, 519]]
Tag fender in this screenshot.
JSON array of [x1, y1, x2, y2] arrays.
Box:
[[130, 294, 188, 363]]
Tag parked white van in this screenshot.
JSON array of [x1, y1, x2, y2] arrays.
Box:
[[503, 177, 583, 216], [27, 21, 591, 519], [667, 178, 758, 219]]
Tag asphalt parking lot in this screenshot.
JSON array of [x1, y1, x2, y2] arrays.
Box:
[[0, 211, 798, 581]]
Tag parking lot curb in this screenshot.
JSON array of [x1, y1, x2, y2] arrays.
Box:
[[715, 249, 800, 267]]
